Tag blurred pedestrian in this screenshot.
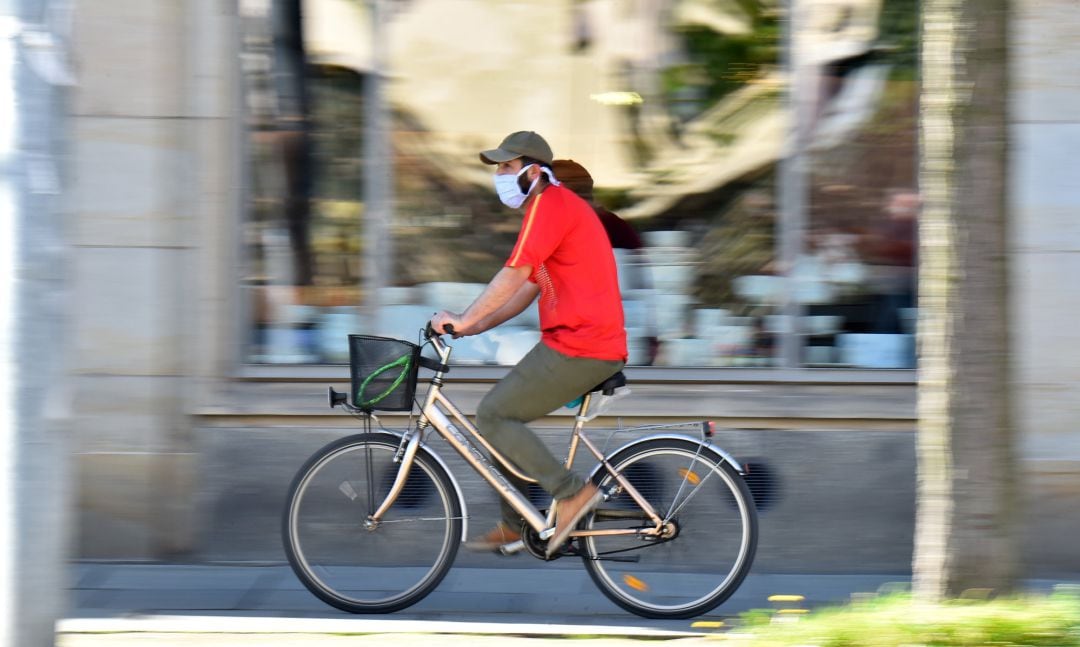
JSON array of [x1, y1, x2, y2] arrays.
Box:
[[552, 158, 658, 364], [551, 159, 642, 250]]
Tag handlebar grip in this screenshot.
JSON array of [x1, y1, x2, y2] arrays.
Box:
[[425, 321, 455, 338]]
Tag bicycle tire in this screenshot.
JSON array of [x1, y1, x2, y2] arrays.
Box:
[[282, 432, 462, 614], [580, 437, 758, 619]]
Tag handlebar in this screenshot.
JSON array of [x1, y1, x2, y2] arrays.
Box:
[[424, 321, 455, 339]]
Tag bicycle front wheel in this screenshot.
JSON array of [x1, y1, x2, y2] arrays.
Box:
[[282, 432, 462, 614], [581, 437, 757, 619]]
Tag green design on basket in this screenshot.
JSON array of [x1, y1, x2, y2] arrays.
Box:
[[357, 352, 414, 409]]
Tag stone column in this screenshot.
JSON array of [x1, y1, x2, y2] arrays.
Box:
[[68, 0, 236, 557]]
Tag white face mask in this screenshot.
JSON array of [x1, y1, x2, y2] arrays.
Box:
[[493, 164, 560, 209], [493, 164, 535, 209]]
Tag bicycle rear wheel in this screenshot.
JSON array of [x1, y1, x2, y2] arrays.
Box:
[[580, 437, 757, 619], [282, 432, 462, 614]]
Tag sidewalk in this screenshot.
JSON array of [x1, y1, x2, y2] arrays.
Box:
[[62, 561, 915, 644], [60, 633, 716, 647], [61, 561, 1079, 645]]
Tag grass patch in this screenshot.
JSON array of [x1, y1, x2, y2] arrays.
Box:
[[725, 590, 1080, 646]]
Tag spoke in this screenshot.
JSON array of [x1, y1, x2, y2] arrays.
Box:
[[663, 446, 709, 519], [665, 460, 721, 521], [656, 451, 717, 520], [374, 515, 464, 524], [663, 462, 692, 519]]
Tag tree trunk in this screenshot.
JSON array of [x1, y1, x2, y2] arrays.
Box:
[[913, 0, 1020, 600]]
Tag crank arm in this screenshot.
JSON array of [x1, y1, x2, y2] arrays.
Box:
[[589, 554, 641, 563]]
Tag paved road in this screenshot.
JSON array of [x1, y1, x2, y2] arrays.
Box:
[[64, 561, 909, 636], [61, 561, 1076, 645]]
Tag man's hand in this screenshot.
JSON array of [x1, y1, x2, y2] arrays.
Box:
[[430, 311, 466, 338]]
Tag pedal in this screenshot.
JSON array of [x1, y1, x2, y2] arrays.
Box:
[[498, 539, 525, 555]]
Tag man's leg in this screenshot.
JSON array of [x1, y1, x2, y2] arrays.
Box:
[[476, 342, 623, 528]]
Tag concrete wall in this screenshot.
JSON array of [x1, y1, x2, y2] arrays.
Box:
[[196, 423, 919, 574], [192, 377, 921, 572], [1010, 0, 1080, 564], [69, 0, 237, 558]]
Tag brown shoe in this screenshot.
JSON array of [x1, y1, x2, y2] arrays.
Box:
[[545, 484, 602, 557], [464, 522, 522, 553]]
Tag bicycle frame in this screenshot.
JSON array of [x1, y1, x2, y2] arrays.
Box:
[[368, 332, 666, 541]]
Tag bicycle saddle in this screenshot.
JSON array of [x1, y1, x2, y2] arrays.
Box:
[[589, 371, 627, 396]]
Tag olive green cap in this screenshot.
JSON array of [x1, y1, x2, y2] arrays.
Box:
[[479, 131, 554, 165]]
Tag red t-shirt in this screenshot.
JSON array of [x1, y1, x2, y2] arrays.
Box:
[[505, 184, 627, 361]]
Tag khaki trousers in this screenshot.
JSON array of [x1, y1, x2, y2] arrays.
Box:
[[475, 342, 624, 528]]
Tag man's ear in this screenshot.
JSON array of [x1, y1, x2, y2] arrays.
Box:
[[526, 164, 543, 181]]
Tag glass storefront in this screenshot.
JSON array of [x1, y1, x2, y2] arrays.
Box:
[[800, 0, 918, 368], [239, 0, 917, 369]]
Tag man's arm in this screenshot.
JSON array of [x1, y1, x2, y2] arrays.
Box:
[[470, 280, 540, 334], [459, 265, 533, 333], [430, 265, 532, 336]]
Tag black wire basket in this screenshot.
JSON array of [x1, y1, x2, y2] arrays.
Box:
[[348, 335, 421, 412]]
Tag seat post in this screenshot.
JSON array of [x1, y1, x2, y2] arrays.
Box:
[[564, 393, 591, 469], [574, 392, 594, 425]]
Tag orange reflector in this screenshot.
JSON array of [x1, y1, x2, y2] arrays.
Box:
[[623, 574, 649, 592], [678, 468, 701, 485]]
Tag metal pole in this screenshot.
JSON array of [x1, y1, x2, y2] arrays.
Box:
[[776, 0, 807, 368], [2, 0, 71, 644], [0, 10, 15, 637], [362, 0, 393, 330]]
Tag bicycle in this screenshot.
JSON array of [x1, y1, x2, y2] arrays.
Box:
[[282, 324, 758, 619]]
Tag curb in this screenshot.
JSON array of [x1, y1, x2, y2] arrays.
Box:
[[58, 616, 706, 639]]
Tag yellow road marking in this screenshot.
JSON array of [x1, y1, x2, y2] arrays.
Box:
[[768, 594, 805, 602]]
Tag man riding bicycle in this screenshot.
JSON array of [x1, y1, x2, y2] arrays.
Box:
[[429, 131, 627, 557]]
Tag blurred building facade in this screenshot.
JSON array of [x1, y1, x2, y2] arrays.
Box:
[[67, 0, 1079, 575]]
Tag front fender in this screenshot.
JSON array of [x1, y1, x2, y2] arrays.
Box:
[[377, 429, 469, 542]]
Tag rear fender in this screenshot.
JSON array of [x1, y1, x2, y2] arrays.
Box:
[[587, 433, 746, 483]]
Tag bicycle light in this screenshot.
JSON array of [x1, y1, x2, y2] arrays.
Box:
[[328, 386, 348, 408]]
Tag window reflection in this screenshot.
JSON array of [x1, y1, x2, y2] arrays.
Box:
[[242, 0, 365, 364], [801, 0, 919, 368], [240, 0, 917, 369]]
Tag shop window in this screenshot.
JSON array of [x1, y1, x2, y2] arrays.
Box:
[[238, 0, 917, 370], [800, 0, 920, 368]]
